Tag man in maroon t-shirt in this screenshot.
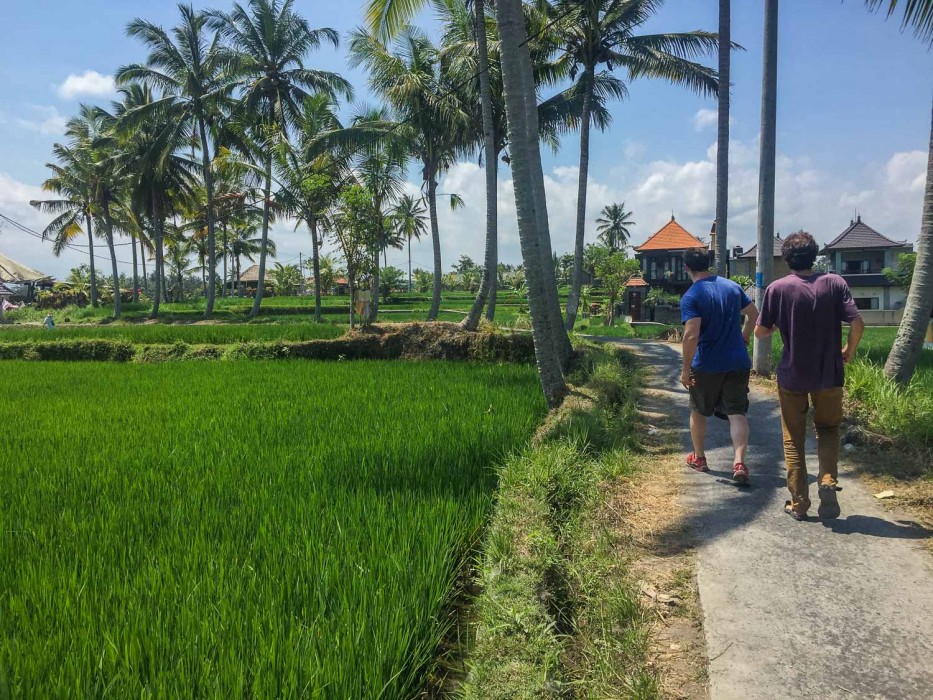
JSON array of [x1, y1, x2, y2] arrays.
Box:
[[755, 232, 864, 521]]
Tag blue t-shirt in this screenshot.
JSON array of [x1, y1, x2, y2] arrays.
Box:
[[680, 276, 753, 373]]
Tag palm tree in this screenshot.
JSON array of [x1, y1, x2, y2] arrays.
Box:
[[354, 139, 406, 322], [392, 194, 428, 292], [118, 4, 238, 317], [546, 0, 723, 331], [207, 0, 352, 318], [349, 27, 469, 321], [864, 0, 933, 383], [752, 0, 778, 375], [715, 0, 731, 277], [229, 224, 270, 292], [107, 81, 200, 317], [30, 143, 101, 307], [277, 93, 347, 321], [368, 0, 566, 326], [435, 0, 501, 329], [494, 0, 567, 406], [165, 232, 195, 302], [595, 203, 635, 252], [64, 105, 126, 319]]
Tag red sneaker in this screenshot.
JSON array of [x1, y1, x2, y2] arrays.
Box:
[[686, 453, 708, 472], [732, 462, 750, 484]]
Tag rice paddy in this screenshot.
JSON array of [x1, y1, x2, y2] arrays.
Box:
[[0, 321, 345, 344], [0, 359, 545, 697]]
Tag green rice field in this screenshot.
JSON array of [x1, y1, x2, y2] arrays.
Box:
[[0, 360, 545, 697], [0, 321, 345, 344]]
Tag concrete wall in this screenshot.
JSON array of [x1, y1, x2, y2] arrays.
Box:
[[859, 309, 903, 326], [848, 285, 907, 311], [730, 257, 790, 280]]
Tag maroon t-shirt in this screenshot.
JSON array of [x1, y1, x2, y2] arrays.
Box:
[[757, 272, 860, 392]]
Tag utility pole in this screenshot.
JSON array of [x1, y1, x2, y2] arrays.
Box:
[[753, 0, 778, 375], [714, 0, 731, 277], [298, 252, 305, 295]]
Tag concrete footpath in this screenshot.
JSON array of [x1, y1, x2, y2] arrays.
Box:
[[613, 339, 933, 700]]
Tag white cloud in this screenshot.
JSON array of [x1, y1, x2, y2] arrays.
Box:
[[0, 173, 90, 278], [56, 70, 116, 99], [15, 106, 67, 135], [374, 140, 927, 274], [692, 108, 718, 132]]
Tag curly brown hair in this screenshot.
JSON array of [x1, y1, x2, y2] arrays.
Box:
[[781, 231, 819, 271], [684, 248, 712, 272]]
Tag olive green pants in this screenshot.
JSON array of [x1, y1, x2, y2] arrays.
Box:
[[778, 386, 844, 514]]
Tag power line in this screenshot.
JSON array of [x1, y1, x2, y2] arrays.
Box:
[[0, 211, 137, 266]]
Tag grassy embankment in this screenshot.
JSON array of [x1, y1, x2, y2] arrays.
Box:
[[462, 344, 659, 698]]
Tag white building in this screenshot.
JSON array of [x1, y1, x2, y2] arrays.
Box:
[[820, 216, 912, 311]]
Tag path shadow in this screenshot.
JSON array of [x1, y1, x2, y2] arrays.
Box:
[[703, 468, 787, 489], [821, 515, 932, 540], [597, 338, 932, 556]]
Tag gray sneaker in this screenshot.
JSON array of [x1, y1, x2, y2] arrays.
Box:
[[818, 485, 841, 520]]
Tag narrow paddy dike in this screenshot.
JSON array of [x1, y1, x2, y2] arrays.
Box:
[[0, 322, 536, 363]]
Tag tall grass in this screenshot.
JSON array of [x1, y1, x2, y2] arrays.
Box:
[[845, 358, 933, 451], [0, 360, 544, 697]]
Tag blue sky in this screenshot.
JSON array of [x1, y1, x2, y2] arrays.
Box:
[[1, 0, 930, 278]]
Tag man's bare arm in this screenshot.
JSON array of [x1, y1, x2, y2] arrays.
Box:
[[681, 318, 701, 388], [741, 302, 759, 345], [755, 323, 775, 339], [843, 316, 865, 363]]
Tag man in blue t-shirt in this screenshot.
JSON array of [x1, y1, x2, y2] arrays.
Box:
[[679, 248, 759, 483]]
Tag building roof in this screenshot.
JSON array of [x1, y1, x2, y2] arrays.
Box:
[[635, 216, 706, 252], [0, 252, 52, 283], [737, 235, 784, 259], [239, 264, 261, 282], [821, 216, 908, 253], [625, 274, 649, 287]]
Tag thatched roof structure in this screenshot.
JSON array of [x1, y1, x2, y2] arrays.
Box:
[[0, 252, 52, 283]]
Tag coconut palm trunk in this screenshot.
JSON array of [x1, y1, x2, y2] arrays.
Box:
[[102, 208, 121, 319], [222, 221, 228, 298], [348, 267, 356, 330], [131, 233, 139, 303], [311, 218, 323, 322], [150, 205, 163, 319], [463, 0, 498, 331], [752, 0, 778, 375], [715, 0, 731, 277], [197, 117, 217, 317], [84, 212, 99, 307], [250, 154, 274, 318], [516, 27, 573, 367], [426, 168, 443, 320], [140, 236, 148, 295], [369, 249, 380, 324], [565, 69, 594, 331], [495, 0, 567, 407], [885, 102, 933, 384]]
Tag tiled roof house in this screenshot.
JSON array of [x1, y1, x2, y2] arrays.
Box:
[[822, 216, 912, 311], [633, 215, 706, 293]]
